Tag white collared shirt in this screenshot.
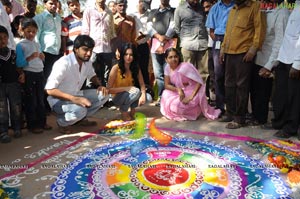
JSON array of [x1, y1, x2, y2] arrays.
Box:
[[255, 6, 290, 70], [45, 53, 96, 107], [277, 1, 300, 70]]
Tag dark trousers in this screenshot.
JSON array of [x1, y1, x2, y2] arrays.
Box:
[[43, 52, 62, 80], [272, 62, 290, 129], [206, 47, 215, 100], [0, 82, 22, 133], [250, 64, 273, 124], [282, 72, 300, 135], [43, 52, 62, 111], [94, 52, 115, 87], [212, 35, 225, 111], [224, 53, 252, 124], [137, 43, 150, 86], [23, 71, 46, 129]]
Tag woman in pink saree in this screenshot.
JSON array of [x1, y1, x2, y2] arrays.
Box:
[[160, 48, 221, 121]]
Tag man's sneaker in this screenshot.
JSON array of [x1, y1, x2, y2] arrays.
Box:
[[75, 119, 97, 127], [0, 133, 11, 143], [14, 130, 22, 138]]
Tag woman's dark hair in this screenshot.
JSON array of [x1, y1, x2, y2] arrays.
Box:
[[164, 47, 183, 63], [0, 25, 8, 36], [21, 17, 38, 30], [73, 35, 95, 50], [118, 43, 139, 87], [11, 15, 25, 37]]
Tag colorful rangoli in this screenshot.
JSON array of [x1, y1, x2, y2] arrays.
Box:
[[51, 136, 293, 198]]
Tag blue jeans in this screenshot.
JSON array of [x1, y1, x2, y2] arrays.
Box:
[[52, 89, 109, 127], [23, 71, 46, 129], [0, 82, 22, 133], [151, 53, 166, 97], [112, 87, 141, 112]]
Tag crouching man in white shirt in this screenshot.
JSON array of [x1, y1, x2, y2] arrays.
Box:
[[45, 35, 109, 134]]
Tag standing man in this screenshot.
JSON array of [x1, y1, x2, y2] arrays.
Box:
[[45, 35, 109, 134], [131, 0, 151, 86], [273, 1, 300, 140], [174, 0, 208, 81], [34, 0, 62, 80], [220, 0, 266, 129], [81, 0, 116, 87], [147, 0, 175, 106], [112, 0, 137, 53], [249, 0, 289, 127], [205, 0, 234, 115]]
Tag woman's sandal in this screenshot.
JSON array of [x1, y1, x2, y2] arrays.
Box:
[[226, 122, 243, 129]]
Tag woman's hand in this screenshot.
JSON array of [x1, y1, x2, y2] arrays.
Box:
[[177, 88, 185, 101], [182, 96, 193, 104], [97, 86, 109, 96], [138, 92, 146, 106]]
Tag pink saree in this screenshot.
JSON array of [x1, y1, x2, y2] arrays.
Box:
[[160, 62, 221, 121]]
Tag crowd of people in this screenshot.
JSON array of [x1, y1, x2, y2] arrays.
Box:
[[0, 0, 300, 143]]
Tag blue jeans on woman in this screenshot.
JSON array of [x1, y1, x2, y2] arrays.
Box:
[[112, 87, 141, 112], [52, 89, 109, 127], [0, 82, 22, 133]]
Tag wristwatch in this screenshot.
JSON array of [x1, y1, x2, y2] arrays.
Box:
[[160, 42, 164, 47]]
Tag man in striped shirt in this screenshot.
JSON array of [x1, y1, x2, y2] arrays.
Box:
[[61, 0, 83, 55]]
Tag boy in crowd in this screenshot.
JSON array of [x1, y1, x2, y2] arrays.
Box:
[[61, 0, 83, 55], [0, 25, 24, 143], [16, 18, 52, 134]]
